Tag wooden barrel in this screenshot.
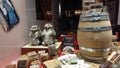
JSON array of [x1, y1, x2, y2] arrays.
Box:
[[77, 12, 112, 62]]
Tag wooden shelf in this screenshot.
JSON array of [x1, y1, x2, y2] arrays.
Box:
[[21, 42, 62, 55]]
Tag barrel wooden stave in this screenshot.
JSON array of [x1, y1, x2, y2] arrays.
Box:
[[77, 30, 112, 48], [77, 19, 112, 61]]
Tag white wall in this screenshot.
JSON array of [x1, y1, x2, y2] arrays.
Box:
[[118, 0, 120, 25], [0, 0, 49, 67], [25, 0, 51, 31], [0, 0, 28, 67]]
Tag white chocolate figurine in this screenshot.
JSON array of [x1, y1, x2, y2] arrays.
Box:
[[29, 25, 42, 46], [42, 23, 56, 46]]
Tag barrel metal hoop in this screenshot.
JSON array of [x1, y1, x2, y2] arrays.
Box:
[[78, 26, 111, 32], [79, 46, 110, 52], [81, 12, 109, 17], [80, 16, 110, 21], [81, 53, 107, 61]]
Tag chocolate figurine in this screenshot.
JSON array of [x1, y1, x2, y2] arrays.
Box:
[[42, 23, 56, 46], [29, 25, 42, 46], [48, 44, 58, 58]]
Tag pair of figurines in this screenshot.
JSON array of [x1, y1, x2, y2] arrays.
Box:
[[29, 23, 56, 46]]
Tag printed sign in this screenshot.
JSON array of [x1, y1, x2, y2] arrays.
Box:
[[62, 36, 74, 48]]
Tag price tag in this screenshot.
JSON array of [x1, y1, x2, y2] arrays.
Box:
[[107, 51, 120, 63], [17, 60, 27, 68], [30, 65, 40, 68]]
